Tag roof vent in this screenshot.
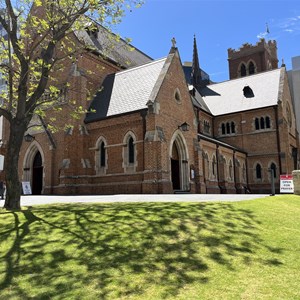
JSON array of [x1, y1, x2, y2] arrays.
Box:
[[243, 86, 254, 98]]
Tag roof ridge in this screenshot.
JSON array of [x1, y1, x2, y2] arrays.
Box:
[[209, 68, 282, 86], [115, 57, 167, 76]]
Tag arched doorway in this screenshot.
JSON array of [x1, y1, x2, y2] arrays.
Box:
[[171, 143, 181, 190], [32, 151, 43, 195], [170, 133, 189, 192]]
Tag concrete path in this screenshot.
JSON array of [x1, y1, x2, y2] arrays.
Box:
[[1, 194, 270, 207]]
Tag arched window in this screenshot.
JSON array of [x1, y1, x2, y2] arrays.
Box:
[[266, 116, 271, 128], [100, 141, 106, 167], [256, 164, 262, 179], [255, 118, 259, 130], [240, 63, 246, 77], [260, 117, 265, 129], [221, 123, 226, 135], [270, 162, 277, 178], [95, 137, 107, 175], [204, 120, 210, 134], [226, 122, 230, 134], [123, 133, 137, 173], [128, 136, 135, 164], [231, 122, 235, 133], [248, 61, 255, 75]]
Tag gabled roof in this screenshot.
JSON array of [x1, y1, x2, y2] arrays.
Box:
[[75, 25, 152, 68], [200, 68, 283, 116], [85, 58, 167, 122]]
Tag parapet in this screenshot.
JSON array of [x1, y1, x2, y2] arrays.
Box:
[[228, 38, 277, 59]]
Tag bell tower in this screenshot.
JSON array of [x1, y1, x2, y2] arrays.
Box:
[[227, 38, 278, 79]]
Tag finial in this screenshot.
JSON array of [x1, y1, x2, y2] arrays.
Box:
[[281, 58, 286, 67], [266, 22, 270, 34], [171, 37, 176, 48]]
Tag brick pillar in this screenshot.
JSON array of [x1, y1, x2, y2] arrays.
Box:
[[292, 170, 300, 195]]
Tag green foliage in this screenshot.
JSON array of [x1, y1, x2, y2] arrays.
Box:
[[0, 0, 144, 125], [0, 195, 300, 299]]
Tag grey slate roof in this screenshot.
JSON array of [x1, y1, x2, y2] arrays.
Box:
[[189, 85, 212, 114], [198, 133, 246, 153], [85, 58, 167, 122], [75, 25, 152, 68], [201, 68, 282, 116]]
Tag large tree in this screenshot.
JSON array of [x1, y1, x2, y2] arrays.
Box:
[[0, 0, 143, 210]]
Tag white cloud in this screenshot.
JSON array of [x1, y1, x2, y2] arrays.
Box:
[[277, 15, 300, 32], [257, 32, 268, 39]]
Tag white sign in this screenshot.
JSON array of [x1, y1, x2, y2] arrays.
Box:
[[280, 175, 294, 193], [22, 181, 32, 195]]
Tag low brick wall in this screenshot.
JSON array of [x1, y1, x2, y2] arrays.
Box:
[[292, 170, 300, 195]]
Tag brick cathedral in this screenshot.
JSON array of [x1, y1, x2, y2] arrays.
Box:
[[3, 24, 299, 195]]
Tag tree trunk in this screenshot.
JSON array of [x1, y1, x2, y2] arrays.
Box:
[[4, 121, 27, 210]]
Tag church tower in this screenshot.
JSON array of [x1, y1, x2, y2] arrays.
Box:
[[227, 38, 278, 79]]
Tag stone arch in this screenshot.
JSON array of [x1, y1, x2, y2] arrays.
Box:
[[169, 131, 190, 191], [22, 141, 45, 195]]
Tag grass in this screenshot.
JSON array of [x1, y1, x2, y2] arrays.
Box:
[[0, 195, 300, 299]]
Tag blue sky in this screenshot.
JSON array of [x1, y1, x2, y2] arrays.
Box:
[[115, 0, 300, 82]]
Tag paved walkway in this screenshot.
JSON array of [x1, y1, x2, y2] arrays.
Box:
[[1, 194, 270, 207]]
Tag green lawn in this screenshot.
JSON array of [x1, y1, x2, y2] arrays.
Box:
[[0, 195, 300, 299]]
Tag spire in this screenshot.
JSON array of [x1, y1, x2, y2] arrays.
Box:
[[191, 35, 202, 89]]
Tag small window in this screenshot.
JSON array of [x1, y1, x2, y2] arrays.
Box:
[[123, 133, 137, 173], [221, 122, 236, 135], [255, 116, 271, 130], [255, 118, 259, 130], [256, 164, 262, 179], [222, 123, 226, 135], [243, 86, 254, 98], [203, 120, 210, 134], [231, 122, 235, 133], [174, 88, 181, 103], [226, 122, 230, 134], [248, 61, 255, 75], [240, 63, 246, 77], [266, 116, 271, 128], [260, 117, 265, 129], [100, 141, 106, 167], [128, 137, 135, 164], [95, 137, 107, 175]]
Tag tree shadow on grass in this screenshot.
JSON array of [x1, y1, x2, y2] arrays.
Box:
[[0, 202, 284, 299]]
